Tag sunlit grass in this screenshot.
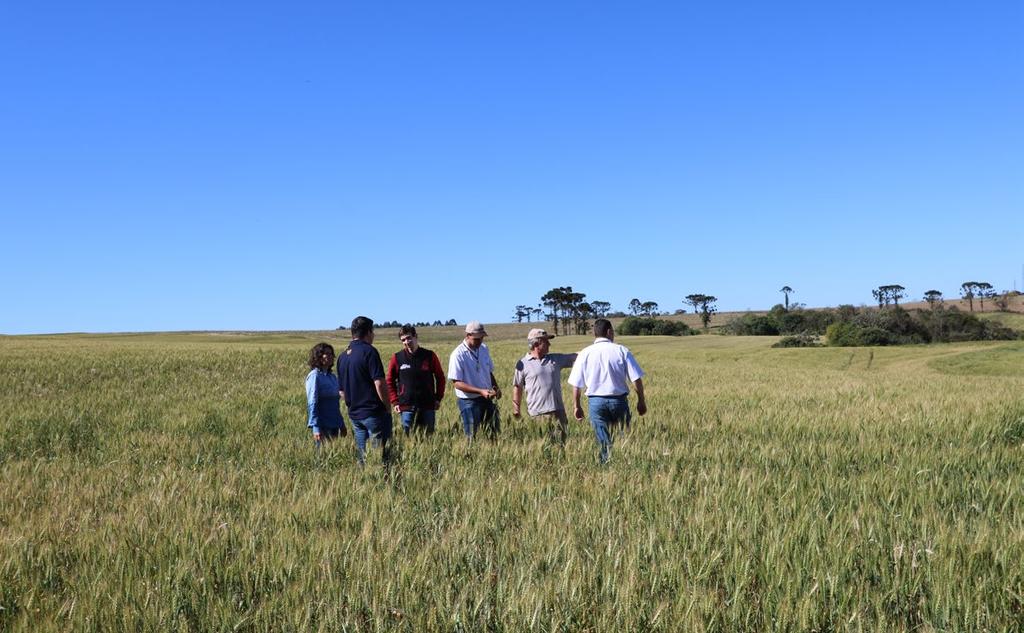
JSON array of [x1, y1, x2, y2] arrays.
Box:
[[1, 332, 1023, 630]]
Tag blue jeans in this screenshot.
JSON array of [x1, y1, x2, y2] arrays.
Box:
[[457, 397, 499, 439], [350, 414, 392, 464], [588, 395, 631, 464], [400, 408, 436, 435]]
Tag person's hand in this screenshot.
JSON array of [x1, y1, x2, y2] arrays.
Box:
[[512, 403, 521, 418], [483, 388, 497, 399], [393, 405, 401, 414], [574, 404, 584, 421], [492, 386, 502, 400], [637, 399, 648, 416], [313, 431, 322, 442]]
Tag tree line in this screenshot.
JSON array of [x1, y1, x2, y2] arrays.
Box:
[[339, 318, 458, 330], [873, 281, 1017, 313], [513, 290, 721, 335]]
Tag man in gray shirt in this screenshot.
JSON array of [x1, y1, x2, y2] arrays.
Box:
[[512, 328, 577, 445]]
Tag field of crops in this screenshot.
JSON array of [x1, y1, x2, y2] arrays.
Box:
[[2, 329, 1023, 631]]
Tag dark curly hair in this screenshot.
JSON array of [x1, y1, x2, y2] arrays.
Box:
[[308, 342, 335, 370]]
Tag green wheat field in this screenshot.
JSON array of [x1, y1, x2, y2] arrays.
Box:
[[2, 327, 1023, 631]]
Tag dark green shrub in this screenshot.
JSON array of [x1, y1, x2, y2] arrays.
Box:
[[836, 304, 858, 321], [727, 308, 840, 336], [739, 304, 1019, 346], [856, 326, 899, 346], [826, 322, 863, 346], [724, 314, 779, 335], [827, 321, 900, 346], [852, 307, 929, 344], [772, 333, 821, 348], [618, 317, 692, 336], [916, 305, 1019, 342]]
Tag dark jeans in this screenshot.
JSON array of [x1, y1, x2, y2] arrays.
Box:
[[457, 397, 499, 439], [313, 426, 345, 449], [400, 407, 436, 435], [588, 395, 630, 464], [351, 414, 392, 465]]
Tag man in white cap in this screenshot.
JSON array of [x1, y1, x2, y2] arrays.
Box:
[[512, 328, 577, 445], [448, 321, 501, 439]]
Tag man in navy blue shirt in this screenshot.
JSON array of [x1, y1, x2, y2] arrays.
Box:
[[336, 316, 392, 465]]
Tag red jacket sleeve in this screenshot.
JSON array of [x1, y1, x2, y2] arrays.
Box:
[[386, 354, 400, 405], [431, 352, 446, 405]]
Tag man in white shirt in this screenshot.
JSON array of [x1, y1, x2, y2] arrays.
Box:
[[568, 318, 647, 463], [448, 321, 502, 439]]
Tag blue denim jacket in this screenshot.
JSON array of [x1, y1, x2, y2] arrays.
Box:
[[305, 369, 345, 435]]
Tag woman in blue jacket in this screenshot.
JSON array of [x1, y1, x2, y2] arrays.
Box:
[[306, 342, 347, 445]]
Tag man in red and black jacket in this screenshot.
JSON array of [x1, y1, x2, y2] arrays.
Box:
[[387, 324, 446, 435]]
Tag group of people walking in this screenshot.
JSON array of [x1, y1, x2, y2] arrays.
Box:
[[305, 316, 646, 464]]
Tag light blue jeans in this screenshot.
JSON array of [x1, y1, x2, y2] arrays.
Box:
[[457, 397, 499, 439], [588, 395, 630, 464], [400, 408, 436, 435], [350, 414, 392, 465]]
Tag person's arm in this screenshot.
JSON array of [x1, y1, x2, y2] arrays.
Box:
[[305, 372, 321, 440], [431, 352, 446, 409], [453, 380, 496, 398], [633, 378, 647, 416], [511, 362, 525, 417], [386, 355, 400, 412], [369, 349, 389, 410], [374, 378, 389, 409], [624, 349, 647, 415], [567, 354, 586, 421], [336, 355, 347, 403]]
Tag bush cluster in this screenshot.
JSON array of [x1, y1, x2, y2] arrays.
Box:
[[617, 316, 693, 336], [724, 304, 840, 336], [827, 306, 1018, 346], [771, 333, 822, 348], [726, 304, 1019, 346]]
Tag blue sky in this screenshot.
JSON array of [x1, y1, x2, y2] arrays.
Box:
[[2, 1, 1021, 334]]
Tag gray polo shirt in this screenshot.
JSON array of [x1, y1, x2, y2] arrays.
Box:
[[512, 353, 576, 416]]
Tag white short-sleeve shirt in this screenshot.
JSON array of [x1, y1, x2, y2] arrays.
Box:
[[567, 338, 644, 397], [448, 340, 495, 399]]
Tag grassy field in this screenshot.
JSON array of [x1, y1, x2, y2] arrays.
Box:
[[1, 328, 1023, 631]]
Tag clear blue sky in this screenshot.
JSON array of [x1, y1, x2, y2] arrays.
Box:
[[2, 1, 1021, 334]]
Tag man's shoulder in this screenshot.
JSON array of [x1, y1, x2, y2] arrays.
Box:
[[357, 341, 381, 357]]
